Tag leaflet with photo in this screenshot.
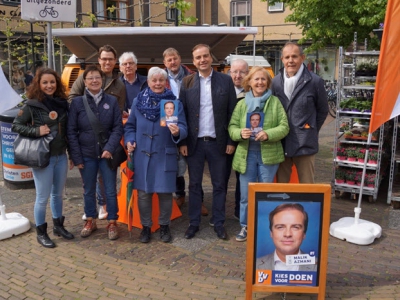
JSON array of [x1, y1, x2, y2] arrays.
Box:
[[160, 100, 179, 127]]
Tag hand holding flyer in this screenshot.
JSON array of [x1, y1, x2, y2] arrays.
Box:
[[160, 100, 179, 126]]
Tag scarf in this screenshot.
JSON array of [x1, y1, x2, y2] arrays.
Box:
[[245, 89, 272, 113], [284, 63, 304, 100], [42, 94, 68, 116], [85, 88, 104, 106], [168, 66, 186, 93], [136, 87, 176, 121]]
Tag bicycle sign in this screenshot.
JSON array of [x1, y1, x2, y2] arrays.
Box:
[[21, 0, 77, 23], [39, 6, 59, 18]]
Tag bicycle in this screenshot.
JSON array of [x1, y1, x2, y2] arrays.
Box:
[[39, 6, 59, 18], [325, 81, 337, 118]]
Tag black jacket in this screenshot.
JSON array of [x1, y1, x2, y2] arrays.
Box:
[[12, 99, 69, 157]]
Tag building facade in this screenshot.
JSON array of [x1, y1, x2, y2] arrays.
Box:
[[0, 0, 336, 80]]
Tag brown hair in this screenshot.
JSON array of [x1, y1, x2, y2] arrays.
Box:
[[98, 44, 117, 59], [192, 44, 212, 56], [242, 66, 272, 92], [26, 68, 67, 101], [83, 65, 104, 80], [269, 203, 308, 234], [163, 47, 180, 58]]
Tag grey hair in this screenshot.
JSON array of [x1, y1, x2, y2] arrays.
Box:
[[119, 52, 138, 65], [231, 59, 249, 70], [147, 67, 167, 80]]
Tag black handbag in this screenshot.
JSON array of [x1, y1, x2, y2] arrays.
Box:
[[14, 107, 54, 168], [82, 95, 127, 170]]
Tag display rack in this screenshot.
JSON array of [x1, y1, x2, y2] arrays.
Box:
[[387, 116, 400, 208], [332, 40, 383, 202]]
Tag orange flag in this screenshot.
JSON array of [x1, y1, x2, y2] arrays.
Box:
[[369, 0, 400, 134]]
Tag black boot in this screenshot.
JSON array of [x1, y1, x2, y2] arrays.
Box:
[[53, 216, 74, 240], [139, 226, 151, 243], [160, 225, 172, 243], [36, 223, 56, 248]]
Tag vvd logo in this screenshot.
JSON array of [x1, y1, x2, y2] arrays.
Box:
[[257, 271, 269, 283]]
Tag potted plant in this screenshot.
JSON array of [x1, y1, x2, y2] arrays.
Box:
[[344, 130, 353, 139], [336, 147, 347, 160], [335, 168, 346, 184], [346, 146, 358, 161], [354, 171, 363, 186], [345, 169, 356, 185], [365, 173, 376, 188], [357, 148, 366, 162], [368, 148, 379, 164]]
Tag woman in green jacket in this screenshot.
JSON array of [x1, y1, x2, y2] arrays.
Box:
[[228, 66, 289, 242]]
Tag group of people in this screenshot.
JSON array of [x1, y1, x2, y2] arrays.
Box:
[[11, 41, 328, 249]]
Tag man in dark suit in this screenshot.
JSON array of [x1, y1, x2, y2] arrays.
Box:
[[179, 44, 237, 239]]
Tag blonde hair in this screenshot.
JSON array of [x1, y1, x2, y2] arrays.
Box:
[[242, 67, 272, 92]]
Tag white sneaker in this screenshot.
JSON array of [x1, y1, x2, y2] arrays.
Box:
[[98, 205, 108, 220]]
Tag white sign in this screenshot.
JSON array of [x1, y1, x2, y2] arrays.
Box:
[[21, 0, 77, 23]]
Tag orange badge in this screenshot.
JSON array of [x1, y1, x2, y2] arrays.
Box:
[[49, 111, 58, 120], [304, 123, 310, 129]]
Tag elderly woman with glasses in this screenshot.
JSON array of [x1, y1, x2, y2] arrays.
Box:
[[124, 67, 187, 243], [67, 65, 123, 241]]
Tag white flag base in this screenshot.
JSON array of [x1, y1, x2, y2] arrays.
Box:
[[0, 205, 31, 240], [330, 207, 382, 245]]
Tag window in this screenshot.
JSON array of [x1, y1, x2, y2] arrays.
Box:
[[231, 1, 251, 27], [268, 1, 284, 12], [96, 0, 128, 22], [2, 0, 21, 5]]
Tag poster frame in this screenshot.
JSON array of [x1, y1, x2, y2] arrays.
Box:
[[245, 183, 331, 299]]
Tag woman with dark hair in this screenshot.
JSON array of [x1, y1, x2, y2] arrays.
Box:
[[12, 68, 74, 248], [125, 67, 187, 243], [67, 65, 123, 240]]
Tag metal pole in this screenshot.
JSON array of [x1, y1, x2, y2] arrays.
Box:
[[47, 22, 53, 69], [30, 22, 36, 74]]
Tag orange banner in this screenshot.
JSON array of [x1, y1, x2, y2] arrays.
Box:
[[369, 0, 400, 133]]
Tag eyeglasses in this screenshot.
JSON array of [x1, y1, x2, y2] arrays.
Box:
[[231, 71, 248, 76], [85, 76, 102, 81], [99, 57, 115, 62], [121, 62, 136, 67]]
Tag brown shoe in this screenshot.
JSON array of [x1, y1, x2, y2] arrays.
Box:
[[201, 204, 209, 216], [175, 196, 185, 208], [81, 219, 97, 238], [107, 221, 119, 240]]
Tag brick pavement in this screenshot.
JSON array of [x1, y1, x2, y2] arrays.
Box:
[[1, 118, 400, 299]]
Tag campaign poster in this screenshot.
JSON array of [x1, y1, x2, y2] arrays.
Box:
[[246, 112, 265, 138], [245, 184, 331, 300], [160, 100, 179, 127]]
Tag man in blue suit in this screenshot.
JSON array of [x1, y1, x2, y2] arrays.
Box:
[[179, 44, 237, 240]]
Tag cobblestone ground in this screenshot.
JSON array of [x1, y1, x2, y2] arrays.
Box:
[[1, 116, 400, 299]]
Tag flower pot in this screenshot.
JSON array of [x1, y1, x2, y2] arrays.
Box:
[[347, 157, 357, 162], [357, 158, 365, 163], [337, 156, 347, 160], [367, 183, 375, 188], [335, 179, 345, 184], [368, 160, 377, 165], [346, 180, 355, 185], [356, 182, 362, 186]]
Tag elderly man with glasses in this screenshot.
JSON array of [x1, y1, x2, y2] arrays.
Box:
[[119, 52, 148, 114]]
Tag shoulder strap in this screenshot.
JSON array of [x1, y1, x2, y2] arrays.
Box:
[[82, 95, 106, 142]]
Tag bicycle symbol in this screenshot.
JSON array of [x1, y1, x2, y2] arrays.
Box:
[[39, 6, 59, 18]]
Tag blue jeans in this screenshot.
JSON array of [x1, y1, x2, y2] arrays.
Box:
[[239, 150, 279, 227], [186, 139, 227, 227], [32, 154, 68, 226], [79, 157, 118, 220]]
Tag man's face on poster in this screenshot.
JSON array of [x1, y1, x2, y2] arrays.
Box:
[[250, 114, 261, 129], [270, 208, 306, 261]]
